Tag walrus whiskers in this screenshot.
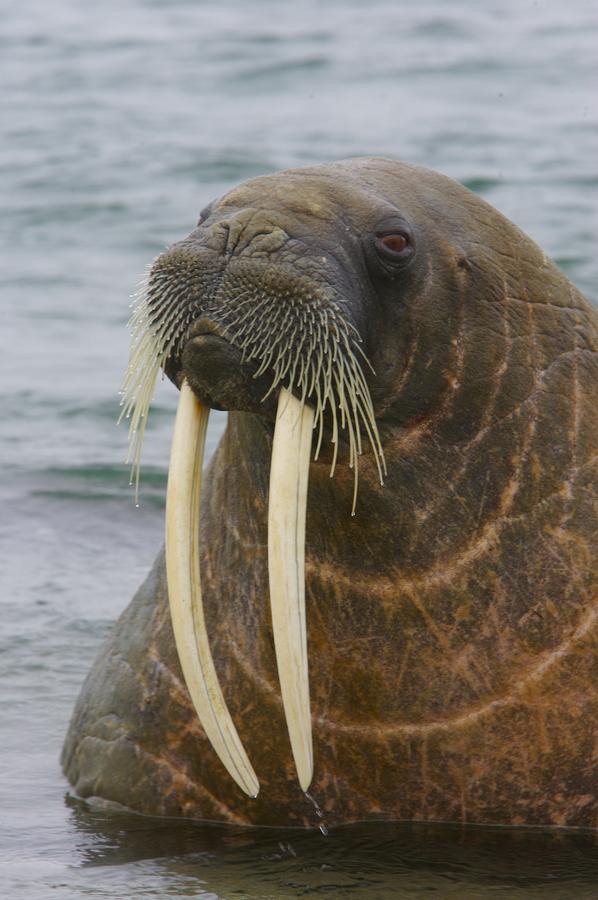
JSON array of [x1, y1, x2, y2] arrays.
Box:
[[119, 272, 202, 500], [219, 285, 386, 511], [123, 265, 386, 511], [119, 276, 167, 501]]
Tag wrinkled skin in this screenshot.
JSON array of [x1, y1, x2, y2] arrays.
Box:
[[62, 159, 598, 828]]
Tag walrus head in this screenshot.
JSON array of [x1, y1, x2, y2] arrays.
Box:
[[118, 158, 537, 799]]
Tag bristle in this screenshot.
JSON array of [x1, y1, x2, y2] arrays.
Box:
[[119, 264, 385, 512], [118, 268, 192, 502]]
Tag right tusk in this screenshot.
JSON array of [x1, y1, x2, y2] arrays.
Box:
[[268, 388, 315, 791], [165, 379, 259, 797]]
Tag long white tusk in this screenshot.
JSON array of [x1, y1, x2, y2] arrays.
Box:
[[165, 379, 259, 797], [268, 387, 315, 791]]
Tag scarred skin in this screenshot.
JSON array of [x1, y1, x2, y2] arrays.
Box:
[[62, 159, 598, 828]]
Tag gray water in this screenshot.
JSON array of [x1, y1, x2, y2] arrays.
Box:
[[2, 0, 597, 896]]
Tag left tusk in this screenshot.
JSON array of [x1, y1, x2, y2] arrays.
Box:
[[268, 387, 315, 791], [165, 379, 259, 797]]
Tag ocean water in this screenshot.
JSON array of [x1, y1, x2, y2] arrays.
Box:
[[1, 0, 597, 896]]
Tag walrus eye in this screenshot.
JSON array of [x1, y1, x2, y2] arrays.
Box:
[[380, 234, 408, 253], [375, 230, 412, 261]]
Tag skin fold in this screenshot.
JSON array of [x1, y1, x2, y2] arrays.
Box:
[[62, 159, 598, 828]]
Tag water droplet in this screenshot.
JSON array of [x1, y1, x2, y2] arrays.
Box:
[[304, 791, 322, 816], [304, 790, 329, 836]]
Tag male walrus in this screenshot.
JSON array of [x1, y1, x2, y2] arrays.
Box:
[[62, 158, 598, 828]]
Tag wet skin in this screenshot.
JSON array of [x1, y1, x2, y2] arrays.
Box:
[[63, 159, 598, 828]]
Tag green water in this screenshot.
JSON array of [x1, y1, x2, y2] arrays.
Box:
[[1, 0, 597, 896]]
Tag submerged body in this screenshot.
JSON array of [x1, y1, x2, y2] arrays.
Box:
[[63, 159, 598, 828]]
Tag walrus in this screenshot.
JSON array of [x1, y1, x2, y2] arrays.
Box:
[[62, 158, 598, 829]]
